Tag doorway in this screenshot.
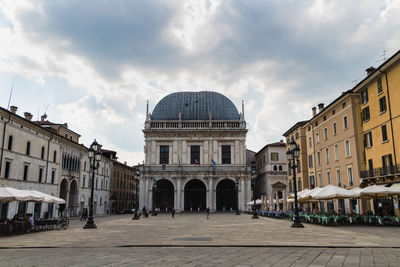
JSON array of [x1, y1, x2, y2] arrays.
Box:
[[184, 179, 206, 211]]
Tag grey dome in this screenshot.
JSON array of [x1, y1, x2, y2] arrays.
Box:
[[152, 91, 240, 121]]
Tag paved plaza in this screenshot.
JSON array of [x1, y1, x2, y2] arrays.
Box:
[[1, 213, 400, 266]]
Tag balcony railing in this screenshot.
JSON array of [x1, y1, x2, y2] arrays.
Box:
[[360, 165, 400, 179], [146, 120, 245, 130]]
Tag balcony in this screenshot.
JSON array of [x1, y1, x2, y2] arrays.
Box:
[[360, 165, 400, 180], [145, 120, 246, 130]]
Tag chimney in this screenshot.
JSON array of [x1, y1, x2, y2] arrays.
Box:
[[318, 103, 324, 113], [24, 112, 33, 121], [124, 161, 127, 165], [10, 106, 18, 114], [41, 114, 47, 122], [280, 139, 283, 143], [312, 106, 317, 117], [366, 66, 376, 76]]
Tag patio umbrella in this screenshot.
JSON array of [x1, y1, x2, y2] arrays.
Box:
[[299, 187, 324, 201], [288, 188, 311, 199], [25, 190, 65, 204], [314, 185, 354, 200], [0, 187, 44, 202], [361, 184, 400, 197]]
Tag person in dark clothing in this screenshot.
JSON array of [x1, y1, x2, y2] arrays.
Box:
[[171, 208, 175, 218], [142, 206, 148, 218], [206, 207, 210, 220]]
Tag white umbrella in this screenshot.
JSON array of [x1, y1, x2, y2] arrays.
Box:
[[25, 190, 65, 204], [0, 187, 44, 202], [247, 199, 262, 205], [361, 184, 400, 196], [314, 185, 354, 200], [299, 187, 324, 201], [288, 189, 311, 199]]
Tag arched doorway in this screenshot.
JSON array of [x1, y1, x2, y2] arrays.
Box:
[[156, 179, 174, 211], [69, 180, 79, 216], [184, 179, 206, 211], [216, 179, 237, 211], [59, 179, 68, 217]]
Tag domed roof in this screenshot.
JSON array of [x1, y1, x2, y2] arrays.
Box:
[[151, 91, 240, 121]]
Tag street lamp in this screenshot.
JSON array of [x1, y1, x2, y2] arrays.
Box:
[[132, 168, 140, 220], [152, 179, 157, 216], [84, 139, 102, 229], [286, 140, 304, 228], [251, 169, 259, 219], [235, 177, 240, 215]]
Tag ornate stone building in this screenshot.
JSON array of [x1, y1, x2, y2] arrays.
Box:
[[140, 91, 251, 212]]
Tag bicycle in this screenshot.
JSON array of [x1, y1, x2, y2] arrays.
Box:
[[56, 217, 69, 230]]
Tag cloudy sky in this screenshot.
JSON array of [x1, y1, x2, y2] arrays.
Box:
[[0, 0, 399, 165]]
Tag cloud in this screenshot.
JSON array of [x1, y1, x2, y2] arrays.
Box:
[[0, 0, 400, 163]]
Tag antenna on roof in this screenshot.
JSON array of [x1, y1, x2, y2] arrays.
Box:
[[7, 84, 13, 109], [377, 49, 391, 63]]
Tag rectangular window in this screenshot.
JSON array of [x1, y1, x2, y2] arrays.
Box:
[[343, 116, 348, 129], [324, 128, 328, 140], [270, 152, 279, 161], [333, 122, 337, 135], [308, 155, 313, 168], [295, 132, 299, 139], [5, 161, 11, 179], [316, 133, 320, 144], [382, 154, 393, 168], [327, 171, 331, 185], [262, 155, 266, 164], [191, 146, 200, 164], [347, 167, 353, 186], [309, 137, 312, 147], [361, 88, 368, 104], [382, 124, 388, 142], [298, 180, 302, 191], [83, 176, 86, 188], [336, 169, 341, 187], [325, 148, 330, 163], [377, 77, 383, 94], [317, 151, 321, 166], [379, 96, 387, 113], [335, 144, 339, 160], [297, 162, 301, 173], [345, 140, 351, 157], [23, 165, 29, 181], [221, 146, 231, 164], [38, 168, 43, 183], [368, 159, 373, 176], [309, 175, 315, 189], [364, 132, 373, 148], [318, 173, 322, 186], [159, 146, 169, 164], [51, 170, 55, 184], [362, 107, 370, 122]]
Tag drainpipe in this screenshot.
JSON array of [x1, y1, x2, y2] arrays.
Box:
[[379, 69, 397, 167], [0, 113, 11, 176], [45, 133, 54, 183]]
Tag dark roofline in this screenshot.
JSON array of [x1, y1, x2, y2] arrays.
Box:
[[282, 120, 309, 137], [255, 141, 286, 156], [0, 106, 87, 150], [352, 49, 400, 92], [35, 121, 82, 137]]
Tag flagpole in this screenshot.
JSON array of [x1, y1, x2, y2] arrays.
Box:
[[7, 84, 13, 109]]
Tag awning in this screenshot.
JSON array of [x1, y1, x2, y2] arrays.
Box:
[[313, 185, 355, 200], [0, 187, 44, 202], [361, 184, 400, 197], [246, 199, 262, 205], [25, 190, 65, 204]]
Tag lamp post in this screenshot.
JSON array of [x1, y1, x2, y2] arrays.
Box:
[[132, 168, 140, 220], [152, 179, 157, 216], [251, 169, 259, 219], [286, 140, 304, 228], [84, 139, 102, 229], [235, 177, 240, 215]]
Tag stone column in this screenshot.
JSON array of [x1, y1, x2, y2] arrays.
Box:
[[283, 190, 287, 212], [145, 178, 149, 209], [269, 194, 273, 211], [208, 179, 213, 211], [176, 179, 181, 211], [276, 191, 280, 212], [241, 178, 245, 211]]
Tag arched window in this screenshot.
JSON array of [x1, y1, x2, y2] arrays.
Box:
[[41, 146, 45, 159], [7, 135, 13, 150], [26, 141, 31, 155], [273, 165, 278, 171], [53, 151, 57, 163], [278, 165, 283, 171], [298, 180, 302, 191]]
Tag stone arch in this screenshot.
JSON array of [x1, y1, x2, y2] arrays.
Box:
[[69, 179, 79, 216], [155, 178, 175, 211], [184, 178, 207, 211], [214, 177, 236, 191], [182, 177, 208, 191], [216, 178, 237, 211]]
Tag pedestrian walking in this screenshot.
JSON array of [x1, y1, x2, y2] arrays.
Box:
[[171, 208, 175, 218], [206, 207, 210, 220], [80, 209, 85, 221]]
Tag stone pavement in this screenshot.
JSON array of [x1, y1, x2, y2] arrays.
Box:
[[1, 213, 400, 266]]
